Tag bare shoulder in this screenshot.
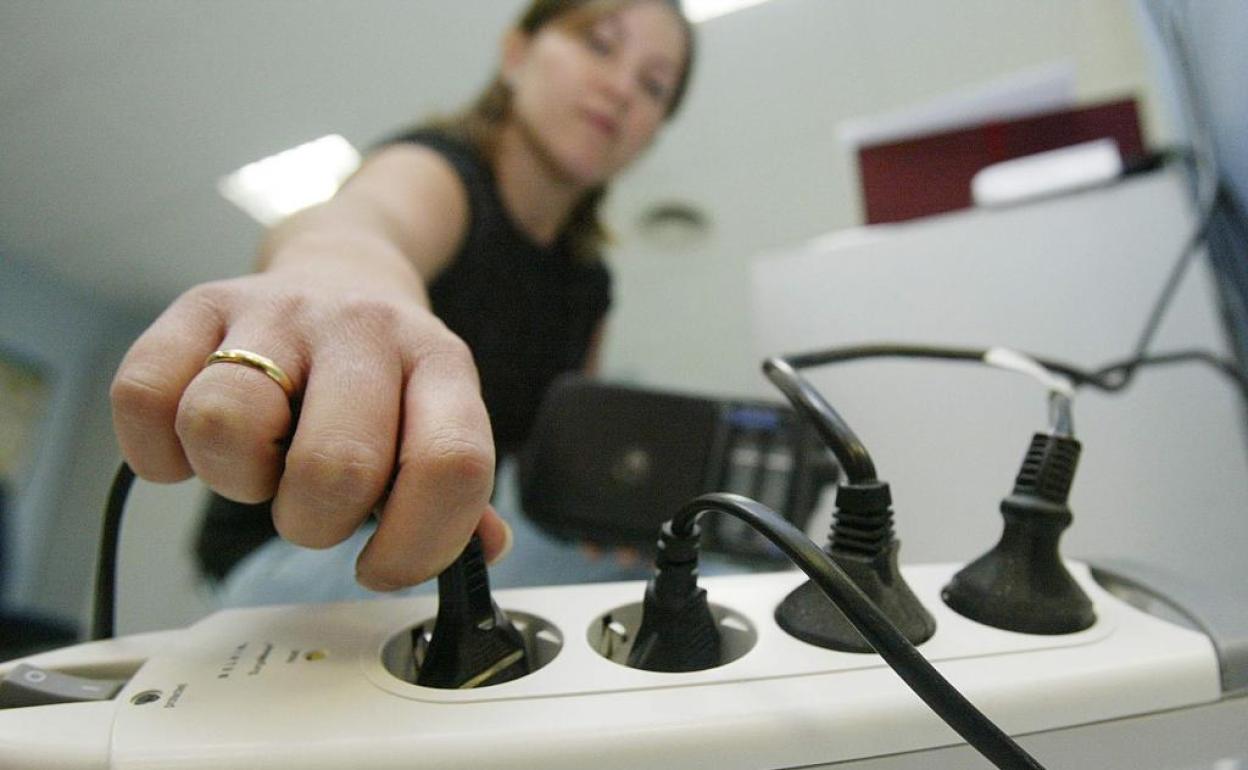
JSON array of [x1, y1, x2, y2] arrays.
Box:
[[336, 142, 471, 281]]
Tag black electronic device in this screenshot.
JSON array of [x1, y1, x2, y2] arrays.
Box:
[[518, 375, 839, 562]]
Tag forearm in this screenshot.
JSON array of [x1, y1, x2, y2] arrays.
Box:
[[112, 144, 493, 594], [251, 143, 467, 309], [257, 203, 430, 305]]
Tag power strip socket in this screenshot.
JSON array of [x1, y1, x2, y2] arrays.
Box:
[[1, 562, 1244, 769]]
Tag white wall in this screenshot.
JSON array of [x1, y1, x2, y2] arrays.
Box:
[[751, 170, 1248, 591], [601, 0, 1167, 396], [1, 254, 215, 635], [12, 0, 1179, 636], [33, 319, 217, 634], [0, 257, 129, 612]]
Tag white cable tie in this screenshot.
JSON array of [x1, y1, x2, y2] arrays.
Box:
[[983, 347, 1076, 398]]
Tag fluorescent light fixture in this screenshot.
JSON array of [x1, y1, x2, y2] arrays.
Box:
[[218, 134, 361, 225], [683, 0, 774, 23]]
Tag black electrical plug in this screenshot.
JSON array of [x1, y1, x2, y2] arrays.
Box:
[[414, 534, 531, 689], [774, 480, 936, 653], [626, 521, 722, 672], [941, 432, 1095, 634], [761, 357, 935, 653]]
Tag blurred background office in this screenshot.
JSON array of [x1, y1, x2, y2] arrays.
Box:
[[1, 0, 1244, 646]]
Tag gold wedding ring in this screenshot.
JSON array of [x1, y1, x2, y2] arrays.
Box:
[[204, 349, 296, 399]]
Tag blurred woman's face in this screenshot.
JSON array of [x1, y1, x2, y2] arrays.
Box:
[[504, 0, 688, 188]]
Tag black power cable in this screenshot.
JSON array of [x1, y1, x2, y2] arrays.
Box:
[[1105, 204, 1215, 391], [91, 462, 135, 641], [781, 344, 1102, 387], [774, 343, 1248, 402], [1094, 348, 1248, 402], [668, 492, 1046, 770], [759, 343, 1247, 522], [762, 357, 877, 483]]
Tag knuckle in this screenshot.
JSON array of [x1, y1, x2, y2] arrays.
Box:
[[290, 440, 390, 497], [336, 296, 403, 337], [363, 523, 475, 590], [432, 330, 475, 367], [263, 289, 309, 322], [369, 551, 453, 590], [177, 279, 235, 313], [411, 428, 494, 493], [110, 365, 177, 419], [271, 498, 353, 550], [192, 278, 305, 327], [406, 321, 475, 372], [174, 392, 252, 449], [277, 523, 347, 550]]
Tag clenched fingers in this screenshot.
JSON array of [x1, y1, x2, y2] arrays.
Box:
[[111, 284, 229, 482], [271, 332, 402, 548], [176, 337, 303, 504], [355, 337, 496, 590]]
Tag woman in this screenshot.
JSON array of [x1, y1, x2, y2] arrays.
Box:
[[110, 0, 696, 600]]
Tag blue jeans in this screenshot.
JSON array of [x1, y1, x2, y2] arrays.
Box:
[[215, 460, 764, 608]]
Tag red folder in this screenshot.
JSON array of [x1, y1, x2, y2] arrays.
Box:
[[857, 98, 1145, 224]]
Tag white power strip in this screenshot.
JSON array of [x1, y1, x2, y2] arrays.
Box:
[[1, 562, 1244, 769]]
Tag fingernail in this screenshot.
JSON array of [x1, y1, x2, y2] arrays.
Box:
[[357, 572, 402, 593], [487, 519, 515, 566]]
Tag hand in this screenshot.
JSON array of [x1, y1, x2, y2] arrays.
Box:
[[110, 268, 510, 590]]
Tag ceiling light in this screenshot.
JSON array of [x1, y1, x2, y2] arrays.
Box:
[[218, 134, 360, 225], [683, 0, 774, 23]]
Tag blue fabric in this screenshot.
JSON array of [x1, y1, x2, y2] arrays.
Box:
[[215, 460, 766, 608]]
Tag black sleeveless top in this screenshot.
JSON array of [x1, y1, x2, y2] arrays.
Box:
[[195, 128, 612, 580]]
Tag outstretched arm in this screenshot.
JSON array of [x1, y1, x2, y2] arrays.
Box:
[[111, 143, 509, 590]]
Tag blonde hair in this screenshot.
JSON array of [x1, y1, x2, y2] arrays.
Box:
[[429, 0, 695, 262]]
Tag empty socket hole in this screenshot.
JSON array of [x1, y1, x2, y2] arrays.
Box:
[[588, 602, 757, 669], [381, 611, 562, 687]]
